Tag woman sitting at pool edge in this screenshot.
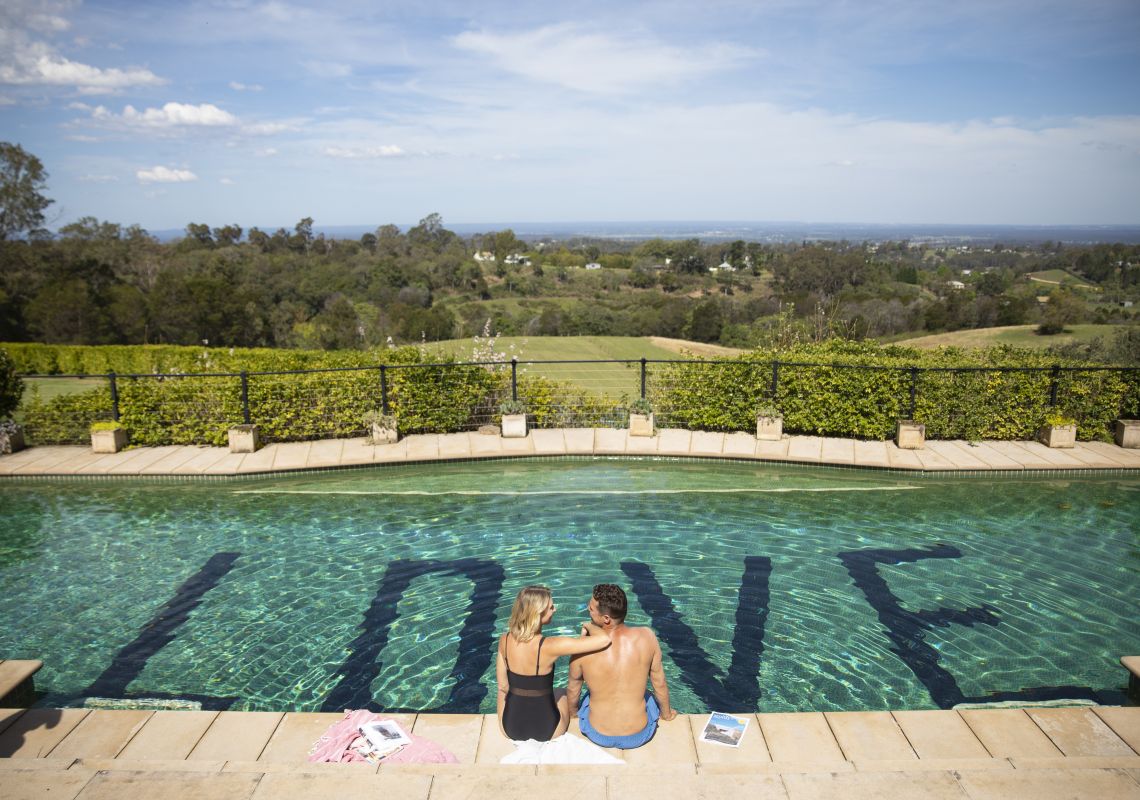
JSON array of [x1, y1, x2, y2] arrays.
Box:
[[496, 585, 611, 741]]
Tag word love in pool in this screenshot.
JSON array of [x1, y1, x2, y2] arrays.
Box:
[[90, 548, 1101, 711]]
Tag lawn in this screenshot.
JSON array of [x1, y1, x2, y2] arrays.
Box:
[[1025, 269, 1098, 289], [895, 324, 1121, 350]]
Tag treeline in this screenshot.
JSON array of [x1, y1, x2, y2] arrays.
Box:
[[1, 211, 1139, 357]]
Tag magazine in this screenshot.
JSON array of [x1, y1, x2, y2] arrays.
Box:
[[358, 719, 412, 759], [699, 712, 749, 747]]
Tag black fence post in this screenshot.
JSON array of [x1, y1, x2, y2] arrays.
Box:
[[1049, 364, 1061, 406], [108, 371, 120, 422], [908, 367, 919, 420], [380, 365, 390, 415], [640, 358, 647, 400], [511, 357, 518, 402], [770, 360, 780, 398], [240, 371, 251, 425]]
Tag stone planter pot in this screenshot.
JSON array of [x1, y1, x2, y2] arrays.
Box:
[[0, 425, 25, 455], [1039, 423, 1076, 449], [500, 413, 527, 439], [228, 424, 261, 453], [1115, 419, 1140, 449], [629, 412, 655, 437], [895, 420, 925, 450], [91, 427, 127, 454], [370, 421, 399, 445], [756, 415, 783, 441]]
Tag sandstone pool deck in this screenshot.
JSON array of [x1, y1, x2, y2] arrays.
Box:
[[2, 428, 1140, 478], [2, 431, 1139, 798]]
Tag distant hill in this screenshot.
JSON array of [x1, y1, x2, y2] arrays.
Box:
[[894, 324, 1120, 350]]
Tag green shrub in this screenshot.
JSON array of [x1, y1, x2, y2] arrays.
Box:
[[0, 348, 23, 419], [20, 386, 113, 444]]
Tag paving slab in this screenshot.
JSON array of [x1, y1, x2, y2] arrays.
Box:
[[474, 714, 516, 764], [562, 428, 595, 454], [404, 435, 440, 461], [201, 452, 249, 475], [984, 441, 1056, 469], [251, 770, 432, 799], [76, 758, 225, 772], [1020, 440, 1090, 468], [50, 710, 152, 760], [824, 711, 915, 761], [271, 442, 312, 471], [850, 439, 890, 468], [756, 712, 845, 763], [0, 767, 95, 800], [116, 710, 219, 761], [688, 430, 725, 456], [0, 445, 74, 473], [140, 446, 209, 474], [957, 709, 1062, 758], [622, 715, 697, 766], [436, 433, 472, 459], [723, 433, 759, 457], [625, 431, 660, 454], [410, 713, 483, 764], [304, 439, 344, 468], [0, 708, 91, 758], [754, 437, 791, 461], [781, 768, 968, 800], [371, 438, 409, 463], [222, 759, 375, 774], [188, 712, 283, 762], [655, 428, 692, 456], [689, 713, 771, 764], [52, 451, 130, 475], [258, 712, 374, 763], [500, 434, 535, 455], [0, 707, 26, 736], [890, 710, 990, 759], [1025, 707, 1136, 757], [1092, 707, 1140, 753], [467, 432, 506, 457], [429, 772, 607, 800], [72, 769, 262, 800], [912, 446, 959, 471], [885, 443, 924, 470], [851, 757, 1009, 772], [819, 438, 856, 465], [168, 447, 232, 474], [955, 765, 1140, 800], [924, 441, 991, 470], [0, 755, 77, 770], [593, 427, 628, 454], [335, 438, 375, 466], [1065, 444, 1131, 469], [105, 446, 186, 474], [956, 441, 1024, 470], [1081, 440, 1140, 467], [610, 771, 789, 800], [528, 429, 565, 455], [698, 761, 855, 775], [785, 436, 823, 463], [1009, 755, 1140, 770]]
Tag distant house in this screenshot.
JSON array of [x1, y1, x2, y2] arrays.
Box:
[[473, 251, 495, 262], [947, 280, 966, 290], [584, 262, 602, 270], [504, 254, 530, 266], [715, 261, 736, 272]]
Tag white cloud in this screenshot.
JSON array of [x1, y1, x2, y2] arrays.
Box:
[[229, 81, 263, 92], [92, 101, 239, 128], [220, 177, 236, 185], [254, 147, 278, 157], [451, 23, 756, 94], [78, 173, 118, 183], [137, 166, 198, 183], [241, 120, 294, 136], [323, 144, 406, 159]]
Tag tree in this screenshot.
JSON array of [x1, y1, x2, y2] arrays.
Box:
[[1038, 289, 1087, 335], [0, 143, 52, 240], [0, 347, 23, 419]]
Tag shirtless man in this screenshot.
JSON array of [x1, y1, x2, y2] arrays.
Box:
[[567, 583, 677, 749]]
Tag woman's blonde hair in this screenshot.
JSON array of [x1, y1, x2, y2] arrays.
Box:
[[507, 585, 552, 642]]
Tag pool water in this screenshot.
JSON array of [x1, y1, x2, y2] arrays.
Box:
[[1, 458, 1137, 713]]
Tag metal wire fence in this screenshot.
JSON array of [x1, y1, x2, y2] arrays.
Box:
[[15, 358, 1140, 446]]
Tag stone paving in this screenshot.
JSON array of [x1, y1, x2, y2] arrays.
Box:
[[2, 431, 1139, 797], [2, 428, 1140, 477]]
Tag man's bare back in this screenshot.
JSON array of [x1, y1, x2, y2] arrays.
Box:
[[568, 589, 676, 739]]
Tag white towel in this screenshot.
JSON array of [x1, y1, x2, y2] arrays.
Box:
[[500, 733, 624, 765]]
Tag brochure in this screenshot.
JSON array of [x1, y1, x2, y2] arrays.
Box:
[[358, 719, 412, 759], [699, 712, 749, 747]]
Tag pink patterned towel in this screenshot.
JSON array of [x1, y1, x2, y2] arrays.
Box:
[[308, 709, 459, 764]]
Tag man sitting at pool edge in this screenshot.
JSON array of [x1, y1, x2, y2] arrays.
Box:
[[567, 583, 677, 749]]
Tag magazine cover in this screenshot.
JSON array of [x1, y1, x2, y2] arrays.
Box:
[[699, 712, 749, 747], [359, 719, 412, 757]]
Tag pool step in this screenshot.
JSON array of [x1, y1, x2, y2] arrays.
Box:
[[0, 660, 42, 708]]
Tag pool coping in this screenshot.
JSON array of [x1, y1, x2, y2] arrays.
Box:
[[2, 429, 1139, 482]]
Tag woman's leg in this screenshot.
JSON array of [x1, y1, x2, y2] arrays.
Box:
[[553, 688, 570, 737]]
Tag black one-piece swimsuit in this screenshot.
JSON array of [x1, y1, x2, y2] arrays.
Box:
[[502, 636, 559, 741]]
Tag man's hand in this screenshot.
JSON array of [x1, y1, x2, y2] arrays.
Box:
[[659, 707, 678, 722]]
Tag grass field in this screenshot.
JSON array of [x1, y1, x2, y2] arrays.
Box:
[[895, 324, 1120, 350]]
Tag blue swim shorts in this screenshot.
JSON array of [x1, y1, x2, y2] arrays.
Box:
[[578, 693, 660, 749]]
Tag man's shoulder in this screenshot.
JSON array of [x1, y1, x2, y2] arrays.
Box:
[[618, 624, 660, 646]]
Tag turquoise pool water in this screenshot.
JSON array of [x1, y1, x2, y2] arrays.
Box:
[[0, 458, 1137, 713]]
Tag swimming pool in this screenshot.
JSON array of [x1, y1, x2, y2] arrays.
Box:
[[1, 459, 1137, 713]]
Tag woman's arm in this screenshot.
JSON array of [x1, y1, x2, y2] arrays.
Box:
[[542, 622, 611, 658], [495, 635, 509, 736]]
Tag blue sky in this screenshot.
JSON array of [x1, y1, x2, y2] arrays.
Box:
[[2, 0, 1139, 232]]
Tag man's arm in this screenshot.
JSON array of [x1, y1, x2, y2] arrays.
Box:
[[567, 653, 585, 716], [647, 633, 677, 721]]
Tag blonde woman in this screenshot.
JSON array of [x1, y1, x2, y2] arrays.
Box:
[[496, 585, 611, 741]]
